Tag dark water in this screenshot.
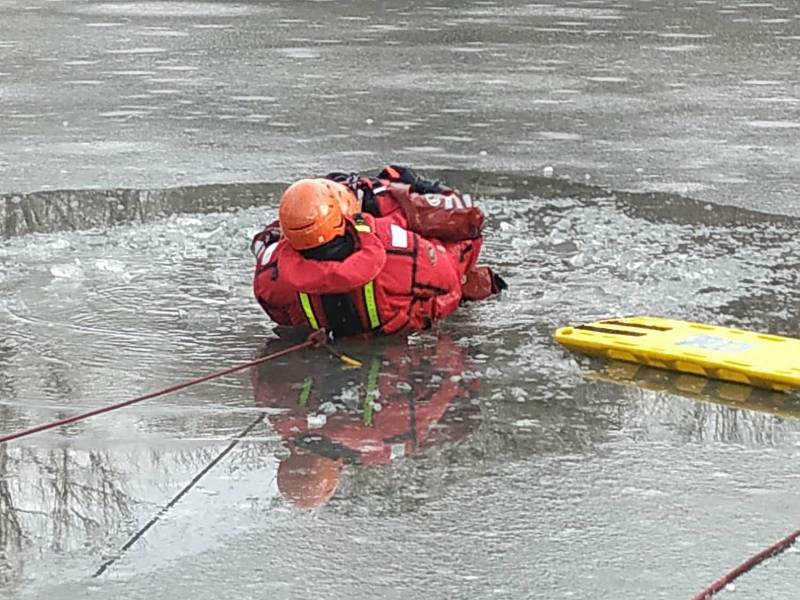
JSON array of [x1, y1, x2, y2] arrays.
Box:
[[2, 0, 800, 599]]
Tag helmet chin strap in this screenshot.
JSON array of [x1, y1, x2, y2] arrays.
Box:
[[300, 230, 356, 261]]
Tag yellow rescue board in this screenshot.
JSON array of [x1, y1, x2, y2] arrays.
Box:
[[554, 316, 800, 392]]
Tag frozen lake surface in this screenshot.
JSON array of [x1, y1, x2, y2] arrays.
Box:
[[1, 1, 800, 599]]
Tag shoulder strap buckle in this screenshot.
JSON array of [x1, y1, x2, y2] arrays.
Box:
[[353, 212, 371, 233]]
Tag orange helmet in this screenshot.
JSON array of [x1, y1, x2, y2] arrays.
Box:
[[278, 179, 359, 250], [277, 449, 342, 509]]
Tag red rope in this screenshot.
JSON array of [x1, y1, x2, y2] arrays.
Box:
[[0, 331, 328, 445], [691, 527, 800, 600]]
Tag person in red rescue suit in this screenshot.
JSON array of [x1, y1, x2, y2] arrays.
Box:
[[251, 165, 507, 338], [251, 334, 482, 508]]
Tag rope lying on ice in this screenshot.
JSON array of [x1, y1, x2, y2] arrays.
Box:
[[690, 527, 800, 600], [93, 412, 267, 577], [0, 328, 358, 576], [0, 330, 359, 444]]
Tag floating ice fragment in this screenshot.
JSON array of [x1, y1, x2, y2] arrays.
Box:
[[543, 165, 554, 177], [48, 238, 71, 250], [177, 308, 221, 328], [307, 413, 327, 429], [50, 262, 84, 279], [510, 387, 529, 402], [318, 402, 337, 415], [568, 253, 585, 267], [95, 259, 126, 273], [747, 120, 800, 129]]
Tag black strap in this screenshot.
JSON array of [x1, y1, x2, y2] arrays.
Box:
[[321, 293, 366, 338]]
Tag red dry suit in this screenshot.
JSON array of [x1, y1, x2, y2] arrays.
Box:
[[252, 167, 505, 337], [254, 212, 464, 335]]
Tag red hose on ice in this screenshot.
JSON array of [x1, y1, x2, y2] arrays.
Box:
[[691, 527, 800, 600]]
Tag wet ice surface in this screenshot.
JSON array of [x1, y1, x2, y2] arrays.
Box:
[[2, 189, 800, 599], [0, 0, 799, 214]]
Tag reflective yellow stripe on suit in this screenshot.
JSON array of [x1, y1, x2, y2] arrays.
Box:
[[298, 215, 379, 332], [354, 216, 380, 329], [300, 285, 380, 332], [363, 281, 380, 330], [298, 292, 319, 330]]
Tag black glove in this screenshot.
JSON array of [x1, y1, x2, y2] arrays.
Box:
[[324, 171, 359, 190], [251, 222, 281, 258], [491, 273, 508, 293], [324, 171, 386, 216], [324, 171, 352, 183], [379, 165, 448, 195]]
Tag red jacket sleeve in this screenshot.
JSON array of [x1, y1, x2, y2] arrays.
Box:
[[252, 239, 300, 326], [384, 183, 484, 241]]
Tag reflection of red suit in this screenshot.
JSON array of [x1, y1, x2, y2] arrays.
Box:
[[251, 336, 480, 466]]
